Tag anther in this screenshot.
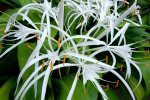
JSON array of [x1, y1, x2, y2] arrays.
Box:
[[120, 64, 123, 72], [105, 84, 109, 91], [50, 60, 53, 71], [77, 72, 79, 80], [26, 43, 32, 49], [139, 10, 142, 15], [106, 56, 108, 64], [127, 5, 129, 9], [84, 89, 86, 96], [132, 12, 134, 19], [0, 44, 4, 48], [3, 28, 7, 34], [144, 49, 149, 56], [144, 57, 150, 59], [58, 37, 61, 48], [147, 63, 150, 68], [123, 0, 126, 7], [147, 41, 149, 47], [63, 55, 67, 66], [34, 32, 40, 40], [114, 80, 119, 88], [41, 60, 45, 71]]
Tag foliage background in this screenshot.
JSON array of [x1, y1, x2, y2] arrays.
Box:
[[0, 0, 150, 100]]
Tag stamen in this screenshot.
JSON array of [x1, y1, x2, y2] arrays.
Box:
[[41, 60, 45, 71], [114, 80, 119, 88], [139, 10, 142, 15], [50, 60, 53, 71], [63, 55, 67, 66], [84, 89, 86, 96], [144, 57, 150, 59], [105, 84, 109, 91], [106, 56, 108, 64], [127, 5, 129, 9], [134, 10, 135, 14], [0, 44, 4, 48], [26, 43, 32, 49], [34, 32, 40, 40], [146, 41, 149, 47], [77, 72, 79, 80], [58, 37, 61, 48], [147, 63, 150, 68], [132, 12, 134, 19], [144, 49, 149, 56], [123, 0, 126, 7], [120, 64, 123, 72], [3, 28, 7, 34]]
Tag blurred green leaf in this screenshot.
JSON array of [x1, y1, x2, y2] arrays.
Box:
[[142, 13, 150, 26], [0, 8, 21, 24], [0, 77, 17, 100], [17, 0, 34, 6]]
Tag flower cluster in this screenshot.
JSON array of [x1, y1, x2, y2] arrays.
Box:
[[0, 0, 142, 100]]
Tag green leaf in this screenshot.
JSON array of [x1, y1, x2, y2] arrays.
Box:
[[0, 49, 18, 74], [126, 76, 145, 100], [0, 77, 17, 100], [0, 8, 21, 24], [103, 88, 120, 100], [18, 43, 36, 100], [133, 53, 150, 99], [0, 0, 16, 8], [142, 13, 150, 26], [53, 73, 98, 100], [18, 0, 34, 6]]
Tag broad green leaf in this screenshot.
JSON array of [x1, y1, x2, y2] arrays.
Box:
[[133, 53, 150, 99], [53, 73, 98, 100], [18, 42, 46, 100], [18, 43, 36, 100], [142, 13, 150, 26], [0, 77, 17, 100], [126, 76, 145, 100]]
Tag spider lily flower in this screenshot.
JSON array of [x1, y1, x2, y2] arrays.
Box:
[[14, 23, 109, 100], [97, 0, 140, 39], [64, 0, 114, 34], [0, 23, 41, 58], [66, 57, 136, 100], [86, 22, 142, 91]]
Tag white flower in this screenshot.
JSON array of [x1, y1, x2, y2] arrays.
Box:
[[0, 0, 143, 100]]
